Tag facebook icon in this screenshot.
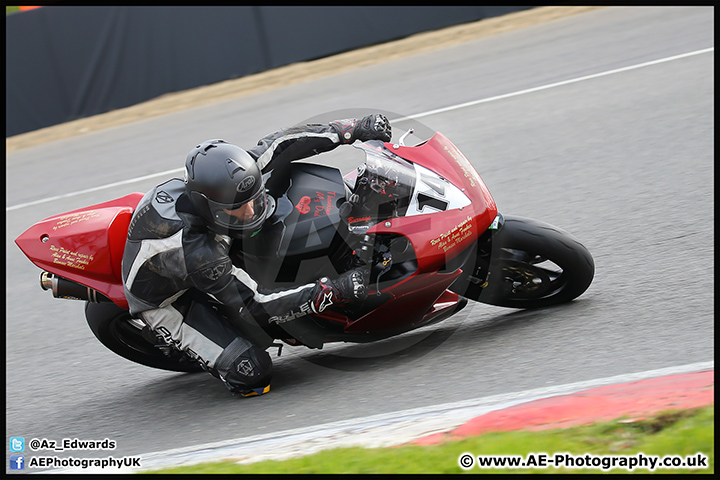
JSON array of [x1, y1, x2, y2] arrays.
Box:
[[10, 455, 25, 470]]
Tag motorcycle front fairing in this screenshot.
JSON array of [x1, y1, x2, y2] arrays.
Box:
[[349, 136, 497, 265], [332, 136, 498, 334]]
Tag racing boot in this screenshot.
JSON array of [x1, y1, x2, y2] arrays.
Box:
[[310, 269, 368, 314]]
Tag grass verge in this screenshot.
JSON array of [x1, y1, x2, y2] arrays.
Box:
[[143, 405, 713, 474]]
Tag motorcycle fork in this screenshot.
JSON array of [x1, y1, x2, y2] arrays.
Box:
[[467, 214, 504, 286]]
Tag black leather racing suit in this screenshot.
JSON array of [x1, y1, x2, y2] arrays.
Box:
[[121, 122, 348, 395]]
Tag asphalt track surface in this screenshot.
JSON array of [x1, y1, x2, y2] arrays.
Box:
[[5, 7, 713, 473]]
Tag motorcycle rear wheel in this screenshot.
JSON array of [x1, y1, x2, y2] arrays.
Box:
[[86, 302, 204, 373], [475, 215, 594, 309]]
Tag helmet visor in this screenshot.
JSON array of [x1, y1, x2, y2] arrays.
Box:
[[208, 188, 268, 231]]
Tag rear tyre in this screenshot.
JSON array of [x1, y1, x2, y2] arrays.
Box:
[[86, 302, 204, 373]]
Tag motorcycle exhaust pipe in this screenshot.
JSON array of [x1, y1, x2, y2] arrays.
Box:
[[40, 272, 111, 303]]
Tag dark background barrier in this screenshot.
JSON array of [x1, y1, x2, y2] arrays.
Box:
[[6, 6, 533, 137]]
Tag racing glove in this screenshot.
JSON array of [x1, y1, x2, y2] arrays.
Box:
[[331, 114, 392, 144], [310, 269, 368, 313]]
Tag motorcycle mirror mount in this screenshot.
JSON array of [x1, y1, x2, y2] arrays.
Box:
[[395, 128, 414, 148]]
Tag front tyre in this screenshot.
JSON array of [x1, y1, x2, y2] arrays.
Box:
[[477, 215, 594, 309], [86, 301, 204, 373]]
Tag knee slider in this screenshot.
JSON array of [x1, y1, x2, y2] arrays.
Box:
[[214, 337, 272, 394]]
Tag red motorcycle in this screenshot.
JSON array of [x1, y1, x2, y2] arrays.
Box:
[[15, 127, 594, 373]]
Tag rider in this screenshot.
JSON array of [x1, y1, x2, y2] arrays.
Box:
[[121, 114, 392, 396]]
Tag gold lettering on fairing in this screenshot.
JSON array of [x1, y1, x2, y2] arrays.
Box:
[[52, 211, 101, 231], [49, 244, 95, 270], [430, 216, 473, 252]]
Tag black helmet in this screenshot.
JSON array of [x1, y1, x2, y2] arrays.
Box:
[[184, 139, 269, 236]]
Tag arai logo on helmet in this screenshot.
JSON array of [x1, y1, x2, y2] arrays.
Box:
[[237, 176, 256, 193]]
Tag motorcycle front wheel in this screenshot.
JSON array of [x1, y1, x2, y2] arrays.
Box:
[[472, 215, 594, 309], [86, 302, 204, 373]]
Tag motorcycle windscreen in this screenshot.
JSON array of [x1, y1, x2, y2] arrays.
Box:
[[342, 142, 419, 226]]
